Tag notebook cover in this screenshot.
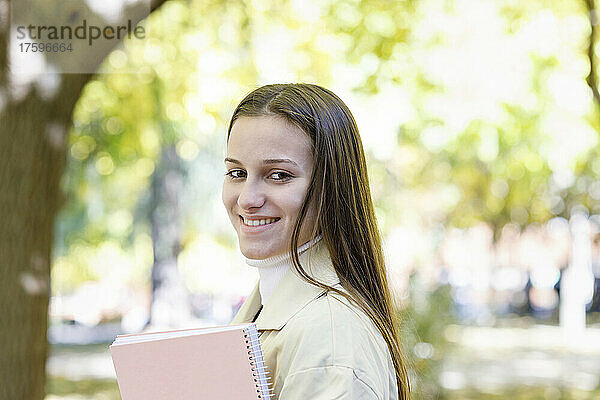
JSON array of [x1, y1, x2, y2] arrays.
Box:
[[110, 326, 261, 400]]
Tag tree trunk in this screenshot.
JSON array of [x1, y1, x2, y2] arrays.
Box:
[[147, 144, 192, 328], [0, 74, 91, 400], [0, 1, 168, 398]]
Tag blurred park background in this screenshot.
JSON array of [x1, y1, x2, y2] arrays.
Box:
[[2, 0, 600, 399]]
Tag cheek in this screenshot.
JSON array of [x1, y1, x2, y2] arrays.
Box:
[[221, 182, 236, 210]]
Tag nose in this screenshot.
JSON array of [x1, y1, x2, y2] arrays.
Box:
[[237, 179, 266, 211]]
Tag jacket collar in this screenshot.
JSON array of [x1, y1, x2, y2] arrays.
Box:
[[229, 239, 341, 331]]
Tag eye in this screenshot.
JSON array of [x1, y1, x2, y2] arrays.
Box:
[[269, 171, 292, 181], [225, 169, 246, 179]]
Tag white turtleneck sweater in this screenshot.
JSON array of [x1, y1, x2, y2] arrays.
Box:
[[243, 234, 323, 306]]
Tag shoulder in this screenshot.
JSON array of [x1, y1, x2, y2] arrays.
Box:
[[278, 287, 395, 398], [288, 286, 389, 349]]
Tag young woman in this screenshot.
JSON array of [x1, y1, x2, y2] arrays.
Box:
[[223, 83, 410, 399]]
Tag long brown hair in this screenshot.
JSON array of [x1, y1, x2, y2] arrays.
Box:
[[227, 83, 410, 399]]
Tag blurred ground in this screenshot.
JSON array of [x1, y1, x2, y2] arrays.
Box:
[[46, 324, 600, 399], [441, 325, 600, 396]]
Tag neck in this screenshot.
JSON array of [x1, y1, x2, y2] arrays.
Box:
[[243, 234, 323, 268], [243, 234, 323, 305]]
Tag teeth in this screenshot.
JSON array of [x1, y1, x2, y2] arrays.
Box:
[[243, 217, 278, 226]]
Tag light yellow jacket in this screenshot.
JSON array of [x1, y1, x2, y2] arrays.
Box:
[[229, 240, 398, 399]]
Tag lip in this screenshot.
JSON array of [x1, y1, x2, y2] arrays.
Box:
[[239, 215, 281, 233], [240, 215, 279, 220]]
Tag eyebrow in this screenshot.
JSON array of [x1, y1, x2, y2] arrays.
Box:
[[224, 157, 299, 167]]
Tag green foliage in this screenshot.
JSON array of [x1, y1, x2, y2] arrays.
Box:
[[55, 0, 600, 301], [55, 0, 261, 292]]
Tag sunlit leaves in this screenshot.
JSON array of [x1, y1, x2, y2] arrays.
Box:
[[54, 0, 600, 294]]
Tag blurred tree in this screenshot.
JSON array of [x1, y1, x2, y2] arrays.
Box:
[[146, 75, 190, 328], [585, 0, 599, 107], [353, 0, 595, 239], [57, 0, 261, 326], [148, 144, 191, 327], [575, 0, 600, 216], [0, 1, 168, 398]]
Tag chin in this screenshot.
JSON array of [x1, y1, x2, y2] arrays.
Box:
[[240, 244, 283, 260]]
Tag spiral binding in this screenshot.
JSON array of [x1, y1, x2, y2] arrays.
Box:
[[243, 323, 274, 399]]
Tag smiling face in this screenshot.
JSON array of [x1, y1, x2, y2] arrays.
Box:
[[222, 115, 318, 260]]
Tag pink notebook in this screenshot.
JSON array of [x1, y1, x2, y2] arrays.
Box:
[[110, 323, 272, 400]]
